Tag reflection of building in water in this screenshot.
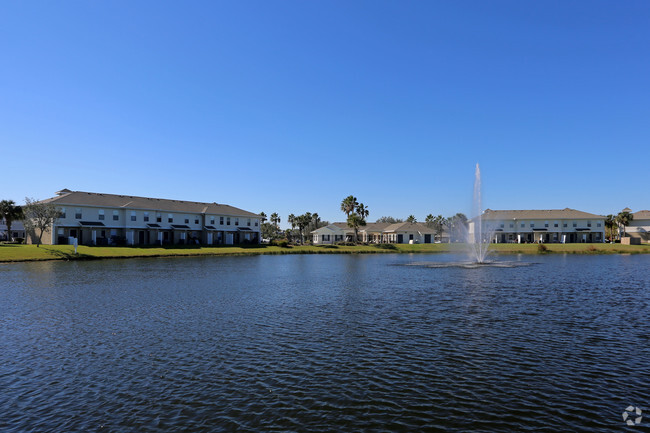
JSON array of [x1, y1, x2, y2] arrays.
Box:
[[0, 219, 25, 241], [27, 189, 261, 247], [468, 208, 606, 244]]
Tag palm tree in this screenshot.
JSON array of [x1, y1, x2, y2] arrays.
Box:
[[604, 214, 617, 242], [296, 213, 312, 244], [0, 200, 23, 242], [340, 195, 358, 219], [425, 214, 435, 227], [616, 210, 634, 239], [406, 215, 417, 223], [287, 214, 296, 243], [259, 212, 267, 223], [270, 212, 280, 229], [427, 215, 447, 242], [347, 213, 366, 243]]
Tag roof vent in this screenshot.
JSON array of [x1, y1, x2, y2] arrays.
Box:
[[56, 188, 72, 196]]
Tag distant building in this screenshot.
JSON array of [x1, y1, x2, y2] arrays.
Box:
[[27, 189, 261, 246], [625, 209, 650, 243], [468, 208, 606, 243], [311, 221, 447, 244], [0, 219, 26, 242]]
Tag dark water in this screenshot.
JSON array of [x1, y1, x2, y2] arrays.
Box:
[[1, 253, 649, 432]]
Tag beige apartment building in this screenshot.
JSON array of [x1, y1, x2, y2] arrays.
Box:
[[469, 208, 606, 243], [30, 189, 261, 246]]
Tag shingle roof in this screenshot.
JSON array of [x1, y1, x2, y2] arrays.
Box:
[[480, 208, 604, 221], [382, 222, 436, 233], [632, 210, 650, 220], [40, 190, 260, 217]]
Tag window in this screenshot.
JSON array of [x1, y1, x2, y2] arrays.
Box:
[[220, 216, 224, 225], [597, 222, 602, 227], [544, 221, 549, 228], [144, 212, 149, 222], [194, 217, 199, 225], [235, 218, 239, 226], [60, 207, 66, 218], [409, 234, 414, 240], [521, 223, 525, 228], [587, 221, 592, 227], [500, 223, 504, 228], [530, 223, 534, 228], [563, 223, 567, 228], [573, 222, 577, 228], [509, 223, 514, 228], [75, 208, 82, 219], [210, 217, 215, 225], [247, 218, 251, 227], [185, 217, 189, 224], [113, 210, 119, 221], [168, 214, 174, 223], [554, 221, 558, 228], [156, 213, 162, 223], [323, 234, 330, 241], [227, 217, 231, 226], [99, 209, 105, 221], [254, 219, 258, 227], [131, 211, 137, 222]]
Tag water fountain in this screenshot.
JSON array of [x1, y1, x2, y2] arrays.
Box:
[[468, 163, 492, 264]]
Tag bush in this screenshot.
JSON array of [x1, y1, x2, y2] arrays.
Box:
[[271, 239, 290, 248], [537, 243, 548, 253], [373, 243, 397, 250], [316, 244, 338, 249], [335, 241, 356, 246]]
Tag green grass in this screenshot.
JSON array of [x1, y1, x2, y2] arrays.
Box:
[[1, 242, 648, 263]]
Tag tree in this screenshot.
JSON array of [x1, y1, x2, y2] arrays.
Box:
[[616, 210, 634, 239], [270, 212, 280, 229], [259, 212, 267, 223], [340, 195, 358, 219], [447, 213, 468, 242], [296, 213, 312, 244], [287, 214, 296, 243], [425, 214, 435, 227], [406, 215, 417, 223], [0, 200, 24, 242], [604, 214, 618, 242], [22, 197, 62, 247], [347, 213, 366, 242], [349, 203, 370, 242], [432, 215, 447, 242], [376, 216, 403, 224]]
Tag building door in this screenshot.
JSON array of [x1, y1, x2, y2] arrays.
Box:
[[138, 231, 145, 244], [424, 234, 431, 243], [397, 234, 403, 243]]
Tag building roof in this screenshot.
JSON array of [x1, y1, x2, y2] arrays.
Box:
[[479, 208, 604, 221], [632, 210, 650, 220], [41, 190, 260, 217], [383, 222, 436, 233]]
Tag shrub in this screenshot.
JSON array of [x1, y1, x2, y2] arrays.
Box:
[[537, 243, 548, 253], [587, 245, 598, 252], [373, 243, 397, 250], [316, 244, 338, 249]]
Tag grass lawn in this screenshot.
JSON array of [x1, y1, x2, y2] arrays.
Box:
[[1, 242, 648, 263]]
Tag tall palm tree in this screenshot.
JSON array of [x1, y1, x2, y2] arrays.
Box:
[[259, 212, 267, 223], [433, 215, 447, 242], [0, 200, 23, 242], [347, 213, 366, 243], [425, 214, 435, 227], [616, 210, 634, 239], [604, 214, 617, 242], [270, 212, 280, 229], [406, 215, 417, 223], [340, 195, 358, 219], [287, 214, 296, 242], [356, 203, 369, 222]]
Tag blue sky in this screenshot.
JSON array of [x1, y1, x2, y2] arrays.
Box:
[[2, 1, 649, 226]]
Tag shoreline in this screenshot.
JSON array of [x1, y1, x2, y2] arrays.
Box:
[[1, 243, 649, 263]]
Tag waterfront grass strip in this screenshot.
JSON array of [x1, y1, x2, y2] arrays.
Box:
[[1, 242, 649, 263]]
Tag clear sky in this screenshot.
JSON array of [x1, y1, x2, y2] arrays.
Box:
[[2, 1, 649, 227]]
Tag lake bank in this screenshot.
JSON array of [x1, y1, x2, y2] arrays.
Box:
[[1, 242, 649, 263]]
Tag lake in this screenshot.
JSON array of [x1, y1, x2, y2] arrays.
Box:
[[1, 253, 648, 432]]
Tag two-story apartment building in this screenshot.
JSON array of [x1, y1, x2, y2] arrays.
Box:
[[30, 189, 261, 246], [625, 209, 650, 243], [468, 208, 606, 243]]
